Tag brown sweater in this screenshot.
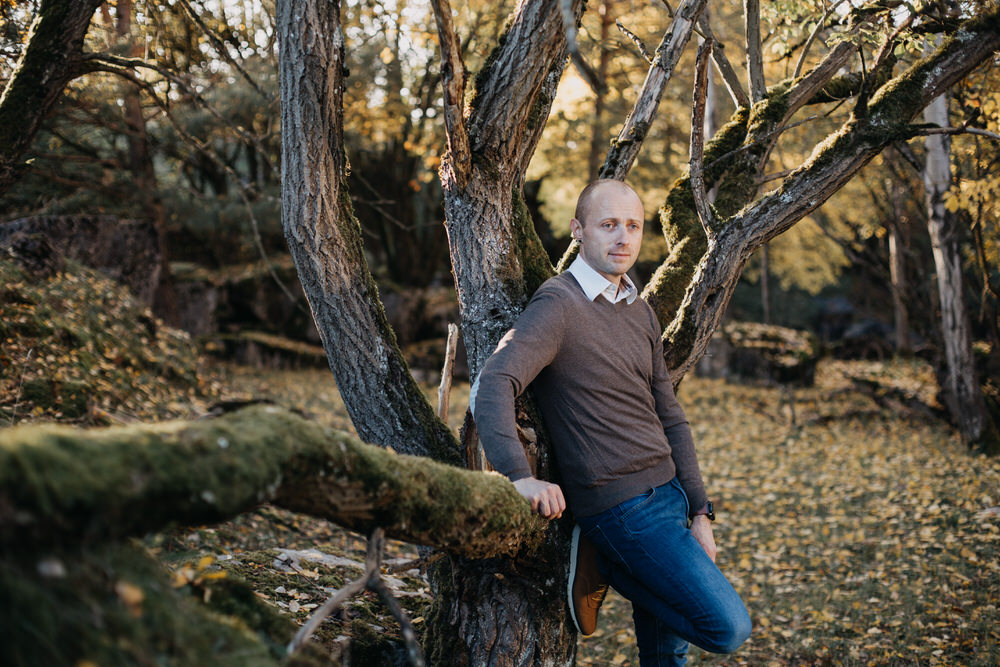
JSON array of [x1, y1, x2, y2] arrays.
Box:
[[473, 271, 708, 517]]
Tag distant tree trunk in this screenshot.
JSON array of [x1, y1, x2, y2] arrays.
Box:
[[760, 243, 771, 324], [923, 91, 999, 451], [113, 0, 177, 324], [888, 181, 911, 354], [587, 0, 613, 180], [0, 0, 104, 195]]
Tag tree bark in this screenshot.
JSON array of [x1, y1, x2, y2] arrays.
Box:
[[0, 405, 545, 557], [888, 180, 911, 354], [276, 0, 459, 464], [0, 0, 104, 195], [922, 89, 999, 452]]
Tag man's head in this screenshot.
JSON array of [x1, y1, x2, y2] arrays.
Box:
[[570, 179, 644, 286]]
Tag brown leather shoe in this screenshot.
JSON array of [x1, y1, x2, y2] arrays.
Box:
[[568, 524, 609, 636]]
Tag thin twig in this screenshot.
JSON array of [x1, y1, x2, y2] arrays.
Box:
[[437, 323, 460, 425], [690, 39, 715, 233], [793, 0, 850, 79], [703, 115, 821, 172], [696, 13, 750, 107], [913, 126, 1000, 142], [386, 551, 445, 574], [175, 0, 274, 103], [616, 20, 653, 63], [560, 0, 606, 95], [9, 348, 33, 424], [370, 577, 426, 666]]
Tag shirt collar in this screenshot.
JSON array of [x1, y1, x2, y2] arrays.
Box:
[[567, 255, 638, 304]]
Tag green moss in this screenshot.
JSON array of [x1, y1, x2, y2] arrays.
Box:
[[510, 186, 555, 297], [0, 543, 294, 667]]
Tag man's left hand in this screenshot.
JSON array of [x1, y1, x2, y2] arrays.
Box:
[[690, 515, 717, 562]]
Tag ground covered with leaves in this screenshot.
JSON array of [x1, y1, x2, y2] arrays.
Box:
[[0, 259, 222, 424], [2, 277, 998, 665], [214, 361, 999, 666]]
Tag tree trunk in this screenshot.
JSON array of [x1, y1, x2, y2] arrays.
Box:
[[0, 0, 104, 195], [888, 181, 911, 354], [587, 0, 613, 181], [275, 0, 459, 464], [0, 405, 545, 557], [923, 90, 999, 452]]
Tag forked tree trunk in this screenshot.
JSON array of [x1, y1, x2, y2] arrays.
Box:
[[922, 91, 999, 451]]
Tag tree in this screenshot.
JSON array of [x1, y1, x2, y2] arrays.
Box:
[[3, 0, 1000, 664]]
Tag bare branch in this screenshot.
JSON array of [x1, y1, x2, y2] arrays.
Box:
[[175, 0, 273, 103], [913, 125, 1000, 143], [744, 0, 766, 102], [599, 0, 708, 180], [617, 19, 653, 63], [697, 14, 750, 108], [561, 0, 606, 94], [690, 39, 716, 234], [437, 323, 460, 424], [429, 0, 472, 187], [793, 0, 850, 79]]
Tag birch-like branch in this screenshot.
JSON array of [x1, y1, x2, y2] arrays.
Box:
[[696, 14, 750, 108], [429, 0, 471, 187], [437, 323, 460, 424], [744, 0, 767, 102], [617, 19, 653, 63], [599, 0, 708, 180], [690, 39, 716, 233]]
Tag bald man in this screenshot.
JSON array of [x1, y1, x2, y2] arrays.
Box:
[[471, 180, 750, 665]]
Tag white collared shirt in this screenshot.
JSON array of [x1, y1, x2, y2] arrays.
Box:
[[567, 255, 638, 304]]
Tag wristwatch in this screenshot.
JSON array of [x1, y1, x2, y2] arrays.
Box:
[[693, 501, 715, 521]]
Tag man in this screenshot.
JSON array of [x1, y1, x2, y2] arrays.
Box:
[[471, 180, 751, 665]]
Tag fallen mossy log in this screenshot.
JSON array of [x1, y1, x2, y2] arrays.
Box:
[[0, 405, 546, 557]]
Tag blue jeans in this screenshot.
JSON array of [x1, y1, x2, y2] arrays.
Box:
[[576, 478, 751, 666]]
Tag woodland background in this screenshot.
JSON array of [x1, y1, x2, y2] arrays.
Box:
[[1, 0, 1000, 665]]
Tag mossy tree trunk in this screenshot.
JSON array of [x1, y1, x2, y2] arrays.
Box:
[[645, 8, 1000, 384], [0, 0, 104, 195]]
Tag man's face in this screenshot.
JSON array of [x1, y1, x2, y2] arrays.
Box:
[[570, 184, 644, 284]]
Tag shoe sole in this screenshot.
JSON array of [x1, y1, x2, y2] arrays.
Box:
[[567, 524, 584, 634]]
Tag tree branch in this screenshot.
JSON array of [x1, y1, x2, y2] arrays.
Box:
[[616, 19, 653, 64], [0, 0, 104, 195], [599, 0, 708, 180], [429, 0, 472, 187], [696, 13, 750, 108], [0, 405, 546, 557], [561, 0, 606, 95], [690, 39, 715, 233], [744, 0, 766, 103], [662, 7, 1000, 380]]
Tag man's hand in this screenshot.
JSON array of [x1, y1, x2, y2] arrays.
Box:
[[512, 476, 566, 519], [690, 514, 717, 562]]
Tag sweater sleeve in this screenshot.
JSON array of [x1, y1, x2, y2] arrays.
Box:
[[472, 288, 566, 481], [648, 312, 709, 514]]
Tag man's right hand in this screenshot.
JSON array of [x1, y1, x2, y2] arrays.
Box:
[[512, 476, 566, 519]]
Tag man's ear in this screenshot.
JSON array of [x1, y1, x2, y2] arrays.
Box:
[[570, 217, 582, 241]]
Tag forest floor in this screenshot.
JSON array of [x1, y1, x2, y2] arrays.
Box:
[[207, 357, 1000, 667]]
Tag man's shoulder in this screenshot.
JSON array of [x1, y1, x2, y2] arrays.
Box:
[[532, 271, 584, 302]]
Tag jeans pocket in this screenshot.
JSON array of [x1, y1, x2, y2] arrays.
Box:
[[618, 487, 657, 523]]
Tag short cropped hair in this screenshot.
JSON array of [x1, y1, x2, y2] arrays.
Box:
[[574, 179, 640, 226]]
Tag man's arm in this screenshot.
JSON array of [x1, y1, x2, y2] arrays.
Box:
[[472, 288, 567, 518]]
